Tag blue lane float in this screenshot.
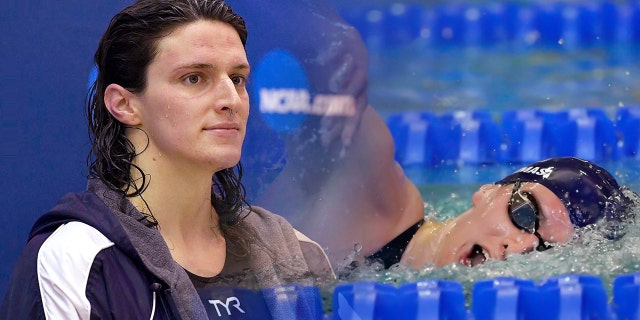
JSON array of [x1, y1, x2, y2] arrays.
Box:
[[399, 280, 467, 320], [387, 106, 640, 167], [338, 1, 640, 50], [222, 272, 640, 319], [613, 273, 640, 319], [616, 107, 640, 158], [388, 110, 501, 166], [472, 277, 536, 320]]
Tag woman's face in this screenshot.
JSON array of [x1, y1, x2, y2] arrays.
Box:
[[131, 20, 250, 173], [431, 182, 574, 267]]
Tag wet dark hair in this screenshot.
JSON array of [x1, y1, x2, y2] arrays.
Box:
[[86, 0, 249, 228]]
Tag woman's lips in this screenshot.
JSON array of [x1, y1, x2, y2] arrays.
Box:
[[204, 122, 240, 131], [460, 244, 488, 267]]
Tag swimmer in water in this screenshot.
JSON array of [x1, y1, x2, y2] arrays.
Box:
[[368, 157, 636, 269], [226, 2, 634, 274], [228, 0, 426, 270]]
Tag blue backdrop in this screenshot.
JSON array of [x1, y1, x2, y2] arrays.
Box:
[[0, 2, 140, 299], [0, 0, 356, 300]]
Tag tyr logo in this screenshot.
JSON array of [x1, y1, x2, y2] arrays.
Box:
[[208, 296, 246, 317]]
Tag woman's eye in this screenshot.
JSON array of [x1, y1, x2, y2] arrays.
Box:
[[184, 74, 201, 85], [231, 75, 246, 86]]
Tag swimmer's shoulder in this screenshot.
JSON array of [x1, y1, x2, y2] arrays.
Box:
[[421, 219, 445, 235]]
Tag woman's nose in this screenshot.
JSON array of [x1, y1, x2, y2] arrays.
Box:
[[215, 78, 242, 110], [503, 232, 542, 255]]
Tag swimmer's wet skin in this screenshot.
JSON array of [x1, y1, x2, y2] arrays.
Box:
[[400, 157, 636, 270], [476, 157, 631, 266], [496, 157, 633, 231], [463, 157, 634, 267]]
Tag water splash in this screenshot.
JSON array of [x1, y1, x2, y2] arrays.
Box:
[[323, 188, 640, 309]]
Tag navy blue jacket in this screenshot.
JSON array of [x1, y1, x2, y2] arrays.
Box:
[[0, 180, 333, 319], [1, 188, 187, 319]]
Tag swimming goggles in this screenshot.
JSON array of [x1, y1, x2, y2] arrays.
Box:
[[508, 180, 552, 251]]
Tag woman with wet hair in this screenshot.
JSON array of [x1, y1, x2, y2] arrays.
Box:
[[1, 1, 333, 318]]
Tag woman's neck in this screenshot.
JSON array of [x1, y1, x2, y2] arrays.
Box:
[[128, 170, 228, 277], [129, 150, 219, 224], [125, 140, 230, 276]]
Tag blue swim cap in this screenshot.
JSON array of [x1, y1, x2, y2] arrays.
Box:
[[496, 157, 633, 230]]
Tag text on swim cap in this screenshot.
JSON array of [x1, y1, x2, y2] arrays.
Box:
[[515, 166, 555, 179]]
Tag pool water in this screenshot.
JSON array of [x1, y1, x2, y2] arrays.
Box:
[[325, 2, 640, 311], [369, 44, 640, 119], [319, 153, 640, 316], [315, 1, 640, 317]]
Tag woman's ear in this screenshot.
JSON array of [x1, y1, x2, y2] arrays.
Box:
[[104, 83, 141, 126]]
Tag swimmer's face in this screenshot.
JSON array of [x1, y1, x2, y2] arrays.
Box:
[[432, 182, 574, 267]]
